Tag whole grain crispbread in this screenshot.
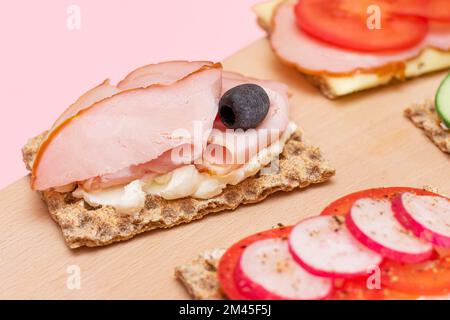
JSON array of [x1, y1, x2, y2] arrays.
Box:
[[405, 101, 450, 154], [174, 248, 226, 300], [22, 129, 334, 249]]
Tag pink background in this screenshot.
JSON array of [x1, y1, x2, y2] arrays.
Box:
[[0, 0, 264, 189]]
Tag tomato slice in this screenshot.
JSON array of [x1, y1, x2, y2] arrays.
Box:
[[381, 255, 450, 296], [295, 0, 429, 52], [330, 278, 419, 300], [387, 0, 450, 22], [217, 226, 293, 300], [321, 187, 438, 217], [330, 278, 384, 300]]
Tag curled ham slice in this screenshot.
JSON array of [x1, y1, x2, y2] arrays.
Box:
[[427, 23, 450, 51], [86, 71, 290, 188], [201, 71, 290, 174], [32, 64, 222, 191], [270, 2, 449, 75], [80, 61, 215, 190], [53, 61, 211, 130], [53, 79, 120, 128], [117, 60, 214, 90], [36, 61, 290, 191]]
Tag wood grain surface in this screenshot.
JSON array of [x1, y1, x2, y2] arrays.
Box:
[[0, 38, 448, 299]]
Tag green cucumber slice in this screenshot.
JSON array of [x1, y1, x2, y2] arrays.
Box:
[[435, 73, 450, 128]]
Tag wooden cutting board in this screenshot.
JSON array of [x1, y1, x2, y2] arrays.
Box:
[[1, 38, 448, 299]]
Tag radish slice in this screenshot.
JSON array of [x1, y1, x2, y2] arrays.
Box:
[[392, 193, 450, 248], [289, 216, 383, 278], [347, 198, 433, 263], [235, 238, 333, 300]]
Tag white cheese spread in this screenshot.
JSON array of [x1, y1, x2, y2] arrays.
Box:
[[72, 122, 297, 214]]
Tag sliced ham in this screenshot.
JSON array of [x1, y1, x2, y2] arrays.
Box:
[[270, 2, 449, 75], [81, 144, 198, 191], [37, 62, 290, 190], [32, 65, 222, 190], [201, 71, 290, 174], [53, 79, 120, 128], [88, 71, 290, 187], [117, 60, 214, 90], [427, 22, 450, 51], [55, 62, 214, 130]]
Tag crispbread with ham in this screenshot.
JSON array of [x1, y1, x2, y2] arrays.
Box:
[[23, 60, 335, 248], [254, 0, 450, 98], [22, 128, 334, 248]]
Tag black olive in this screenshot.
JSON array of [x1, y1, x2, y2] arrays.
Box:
[[218, 84, 270, 130]]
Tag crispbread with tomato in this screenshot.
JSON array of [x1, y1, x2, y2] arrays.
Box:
[[253, 0, 450, 98], [176, 187, 450, 300]]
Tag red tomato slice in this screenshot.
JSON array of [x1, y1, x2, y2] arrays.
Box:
[[295, 0, 429, 52], [387, 0, 450, 22], [381, 255, 450, 296], [330, 279, 384, 300], [321, 186, 450, 297], [330, 278, 419, 300], [217, 226, 293, 300], [321, 187, 438, 217]]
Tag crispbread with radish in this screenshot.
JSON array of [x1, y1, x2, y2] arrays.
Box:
[[347, 198, 433, 263], [392, 193, 450, 247], [289, 216, 383, 278], [176, 187, 450, 300]]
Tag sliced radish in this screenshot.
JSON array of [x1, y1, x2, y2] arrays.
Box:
[[392, 193, 450, 248], [235, 238, 332, 300], [289, 216, 383, 278], [347, 198, 433, 263]]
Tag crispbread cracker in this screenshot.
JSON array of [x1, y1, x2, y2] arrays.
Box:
[[174, 249, 225, 300], [405, 101, 450, 154], [22, 129, 335, 248]]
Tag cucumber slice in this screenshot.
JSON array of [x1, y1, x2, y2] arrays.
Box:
[[435, 73, 450, 128]]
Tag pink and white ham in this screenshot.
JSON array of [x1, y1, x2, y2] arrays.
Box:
[[347, 198, 433, 263], [202, 71, 290, 174], [54, 61, 212, 129], [117, 60, 214, 90], [35, 61, 291, 191], [427, 22, 450, 51], [32, 65, 222, 191], [289, 215, 383, 278], [392, 193, 450, 248], [270, 2, 450, 75], [235, 237, 332, 300], [52, 79, 120, 128]]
